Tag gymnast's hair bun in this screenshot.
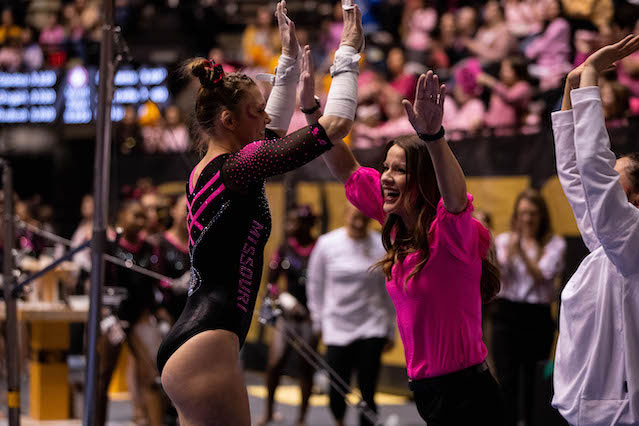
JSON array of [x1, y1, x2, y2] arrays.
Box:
[[189, 58, 226, 90]]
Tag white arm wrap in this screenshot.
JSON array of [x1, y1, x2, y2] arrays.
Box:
[[324, 45, 360, 120], [256, 53, 300, 132]]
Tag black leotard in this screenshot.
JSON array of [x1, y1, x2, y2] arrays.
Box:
[[157, 124, 332, 373], [268, 237, 316, 309], [155, 232, 191, 320], [105, 235, 157, 326]]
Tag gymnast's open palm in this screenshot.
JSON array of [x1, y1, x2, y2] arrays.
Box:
[[402, 71, 447, 135], [275, 1, 299, 58], [299, 45, 315, 109]]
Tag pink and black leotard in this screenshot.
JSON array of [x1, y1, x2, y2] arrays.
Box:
[[157, 124, 332, 373]]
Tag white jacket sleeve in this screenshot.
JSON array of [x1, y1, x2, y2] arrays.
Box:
[[551, 110, 601, 252], [571, 86, 639, 276], [306, 237, 326, 334]]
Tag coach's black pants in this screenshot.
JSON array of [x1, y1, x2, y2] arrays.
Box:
[[325, 337, 386, 426], [410, 362, 505, 425], [490, 298, 555, 426]]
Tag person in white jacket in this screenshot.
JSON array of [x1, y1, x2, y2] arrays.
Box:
[[306, 202, 395, 426], [551, 34, 639, 426]]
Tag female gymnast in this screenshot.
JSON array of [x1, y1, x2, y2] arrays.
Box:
[[299, 48, 504, 424], [156, 2, 364, 425]]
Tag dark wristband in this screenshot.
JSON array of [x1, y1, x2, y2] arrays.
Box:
[[301, 97, 321, 114], [417, 126, 445, 142]]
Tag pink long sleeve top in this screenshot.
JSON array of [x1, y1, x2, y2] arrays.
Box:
[[525, 18, 572, 90], [345, 167, 490, 379], [484, 81, 533, 128]]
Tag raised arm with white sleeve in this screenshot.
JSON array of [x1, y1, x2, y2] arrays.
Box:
[[551, 76, 600, 252], [571, 86, 639, 276]]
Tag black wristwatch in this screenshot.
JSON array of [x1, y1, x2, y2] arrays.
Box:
[[417, 126, 445, 142], [301, 96, 321, 114]]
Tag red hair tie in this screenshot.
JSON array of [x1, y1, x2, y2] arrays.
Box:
[[204, 59, 225, 86]]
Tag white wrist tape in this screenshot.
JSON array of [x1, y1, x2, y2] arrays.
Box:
[[342, 0, 355, 10], [256, 53, 300, 132], [324, 45, 360, 120]]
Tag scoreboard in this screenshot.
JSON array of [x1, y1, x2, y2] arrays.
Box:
[[0, 65, 170, 125]]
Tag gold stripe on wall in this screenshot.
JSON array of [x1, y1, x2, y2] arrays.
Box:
[[541, 176, 580, 237], [467, 176, 531, 235]]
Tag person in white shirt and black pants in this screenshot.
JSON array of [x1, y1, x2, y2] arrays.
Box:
[[492, 188, 566, 426], [552, 35, 639, 426], [306, 202, 395, 426]]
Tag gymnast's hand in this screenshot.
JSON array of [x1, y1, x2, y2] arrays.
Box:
[[299, 45, 316, 110], [402, 70, 447, 135], [275, 0, 299, 58], [339, 0, 363, 51]]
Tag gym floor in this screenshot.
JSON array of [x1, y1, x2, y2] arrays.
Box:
[[0, 371, 425, 426]]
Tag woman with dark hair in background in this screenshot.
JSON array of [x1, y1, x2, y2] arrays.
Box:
[[259, 204, 318, 426], [157, 2, 363, 424], [492, 189, 566, 426], [299, 44, 504, 422]]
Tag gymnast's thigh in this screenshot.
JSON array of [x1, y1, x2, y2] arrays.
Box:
[[160, 329, 250, 426]]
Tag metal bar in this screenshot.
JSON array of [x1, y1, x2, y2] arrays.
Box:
[[16, 220, 173, 283], [103, 254, 169, 282], [17, 219, 72, 246], [2, 160, 20, 425], [84, 0, 115, 422], [12, 241, 91, 297]]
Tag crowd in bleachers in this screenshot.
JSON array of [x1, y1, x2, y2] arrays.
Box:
[[3, 2, 639, 424], [3, 0, 639, 151], [0, 0, 102, 70]]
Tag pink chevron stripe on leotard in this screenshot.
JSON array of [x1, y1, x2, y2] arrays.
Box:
[[187, 183, 226, 245]]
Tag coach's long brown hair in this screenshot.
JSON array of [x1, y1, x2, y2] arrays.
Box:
[[374, 135, 500, 303]]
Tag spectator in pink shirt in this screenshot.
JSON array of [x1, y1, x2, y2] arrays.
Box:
[[442, 62, 485, 136], [573, 29, 598, 67], [39, 13, 65, 48], [0, 35, 21, 71], [352, 89, 414, 148], [462, 1, 516, 68], [478, 56, 533, 132], [387, 47, 418, 101], [39, 13, 66, 67], [503, 0, 543, 39], [401, 0, 438, 69], [525, 0, 571, 91]]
